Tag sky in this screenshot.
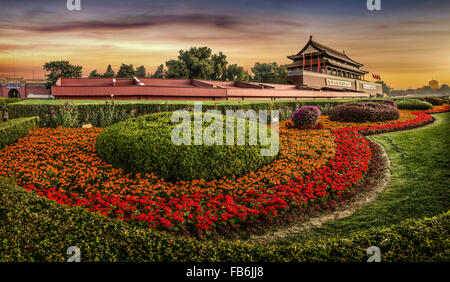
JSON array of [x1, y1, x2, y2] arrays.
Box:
[[0, 0, 449, 89]]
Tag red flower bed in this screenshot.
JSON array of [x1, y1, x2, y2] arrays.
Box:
[[336, 107, 449, 136], [18, 129, 368, 234], [1, 105, 449, 237]]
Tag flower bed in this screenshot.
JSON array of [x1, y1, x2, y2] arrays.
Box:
[[0, 122, 336, 236], [0, 104, 448, 237]]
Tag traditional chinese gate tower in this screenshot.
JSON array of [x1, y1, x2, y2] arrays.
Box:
[[285, 36, 382, 96]]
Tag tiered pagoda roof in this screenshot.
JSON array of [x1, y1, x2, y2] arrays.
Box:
[[286, 36, 368, 75]]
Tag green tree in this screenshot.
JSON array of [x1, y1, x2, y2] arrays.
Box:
[[116, 64, 136, 78], [136, 65, 147, 77], [165, 60, 189, 79], [161, 46, 248, 81], [151, 64, 165, 78], [43, 60, 82, 89], [422, 86, 433, 92], [439, 84, 449, 93], [211, 52, 228, 81], [178, 47, 214, 79], [103, 65, 115, 77], [226, 64, 249, 81], [376, 80, 392, 95], [251, 62, 287, 84], [88, 69, 102, 78]]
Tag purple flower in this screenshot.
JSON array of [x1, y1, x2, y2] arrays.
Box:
[[291, 105, 321, 129]]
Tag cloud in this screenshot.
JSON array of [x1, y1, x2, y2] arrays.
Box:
[[9, 13, 246, 33]]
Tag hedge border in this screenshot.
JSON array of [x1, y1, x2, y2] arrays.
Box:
[[0, 97, 21, 104], [0, 117, 40, 149], [8, 97, 448, 128], [0, 178, 448, 262]]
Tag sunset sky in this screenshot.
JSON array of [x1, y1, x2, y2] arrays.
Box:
[[1, 0, 449, 89]]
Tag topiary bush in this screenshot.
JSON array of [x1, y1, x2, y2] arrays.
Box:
[[421, 97, 444, 106], [328, 101, 399, 123], [290, 105, 321, 129], [396, 99, 433, 110], [95, 112, 276, 182]]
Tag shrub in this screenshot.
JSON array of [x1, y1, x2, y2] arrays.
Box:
[[0, 117, 40, 149], [95, 112, 276, 182], [421, 97, 444, 106], [0, 97, 21, 104], [49, 102, 79, 128], [291, 105, 321, 129], [396, 99, 433, 110], [328, 101, 399, 122]]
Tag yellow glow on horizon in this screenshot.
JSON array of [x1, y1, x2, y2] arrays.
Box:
[[1, 15, 449, 89]]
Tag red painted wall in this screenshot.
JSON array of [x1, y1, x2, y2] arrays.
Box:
[[51, 77, 372, 101]]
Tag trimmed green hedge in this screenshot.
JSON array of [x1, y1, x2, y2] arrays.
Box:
[[96, 112, 276, 181], [0, 178, 448, 262], [0, 97, 21, 104], [0, 117, 40, 149], [396, 99, 433, 110], [422, 97, 444, 106], [8, 99, 406, 127]]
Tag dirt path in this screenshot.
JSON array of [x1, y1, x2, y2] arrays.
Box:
[[247, 138, 391, 245]]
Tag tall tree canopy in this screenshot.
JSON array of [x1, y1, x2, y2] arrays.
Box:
[[226, 64, 249, 81], [151, 64, 166, 78], [251, 62, 287, 84], [164, 47, 243, 81], [177, 47, 214, 79], [116, 64, 136, 78], [165, 60, 189, 79], [103, 65, 115, 77], [88, 69, 102, 78], [376, 80, 392, 95], [43, 60, 82, 89], [136, 65, 147, 77], [439, 84, 449, 93], [211, 52, 228, 81]]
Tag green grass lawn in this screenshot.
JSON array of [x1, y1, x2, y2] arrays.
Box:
[[275, 112, 450, 244]]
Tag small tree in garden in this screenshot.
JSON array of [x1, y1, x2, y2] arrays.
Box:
[[43, 60, 82, 90], [291, 105, 321, 129]]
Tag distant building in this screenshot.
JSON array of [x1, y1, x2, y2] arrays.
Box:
[[285, 36, 382, 96], [51, 77, 371, 101], [429, 80, 439, 90], [0, 77, 51, 99], [4, 37, 384, 101]]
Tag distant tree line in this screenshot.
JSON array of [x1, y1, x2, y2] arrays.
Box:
[[369, 80, 449, 97], [389, 84, 450, 97], [43, 46, 288, 88]]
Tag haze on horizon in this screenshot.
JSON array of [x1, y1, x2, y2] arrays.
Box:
[[0, 0, 449, 89]]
